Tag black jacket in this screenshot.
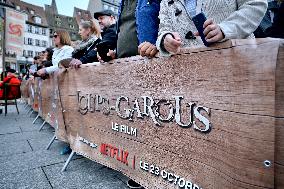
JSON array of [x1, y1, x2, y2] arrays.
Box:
[[78, 24, 117, 63], [266, 2, 284, 38], [72, 38, 101, 64], [96, 24, 117, 62]]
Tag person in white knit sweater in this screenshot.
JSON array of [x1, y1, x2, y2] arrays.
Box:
[[37, 30, 74, 75], [156, 0, 268, 56]]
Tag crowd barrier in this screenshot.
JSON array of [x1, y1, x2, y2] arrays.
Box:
[[21, 39, 284, 189]]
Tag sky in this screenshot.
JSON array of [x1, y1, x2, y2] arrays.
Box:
[[22, 0, 89, 17]]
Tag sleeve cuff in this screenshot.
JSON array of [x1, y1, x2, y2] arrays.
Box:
[[156, 31, 172, 57]]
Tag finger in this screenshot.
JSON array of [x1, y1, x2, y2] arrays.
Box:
[[206, 34, 221, 43], [172, 32, 181, 41], [138, 42, 146, 52], [166, 37, 182, 47], [205, 29, 218, 40], [144, 45, 155, 57], [203, 18, 213, 29], [203, 24, 216, 36], [164, 42, 177, 53], [149, 48, 158, 57], [140, 43, 152, 56]]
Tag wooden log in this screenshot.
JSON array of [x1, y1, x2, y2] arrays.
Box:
[[56, 39, 283, 189]]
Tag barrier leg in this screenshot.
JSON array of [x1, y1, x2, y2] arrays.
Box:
[[46, 134, 56, 150], [29, 110, 34, 117], [26, 106, 32, 113], [39, 121, 47, 131], [32, 114, 40, 124], [61, 151, 75, 172]]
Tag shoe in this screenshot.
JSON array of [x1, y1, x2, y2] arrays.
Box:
[[127, 179, 144, 189], [60, 145, 72, 155]]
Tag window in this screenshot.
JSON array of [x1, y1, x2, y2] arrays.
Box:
[[55, 15, 60, 19], [28, 38, 33, 45], [27, 50, 33, 57], [16, 6, 20, 10], [34, 16, 42, 24], [78, 11, 81, 16], [35, 27, 39, 34], [23, 50, 26, 56], [35, 39, 40, 46], [28, 25, 32, 33], [30, 10, 34, 15], [42, 41, 47, 47], [42, 28, 46, 35]]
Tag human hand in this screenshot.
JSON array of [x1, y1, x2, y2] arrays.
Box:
[[138, 42, 158, 58], [37, 68, 46, 76], [97, 49, 115, 63], [195, 18, 224, 43], [163, 32, 182, 54], [69, 58, 82, 69]]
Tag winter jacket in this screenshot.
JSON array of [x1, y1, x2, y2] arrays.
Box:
[[117, 0, 160, 45], [156, 0, 268, 56], [0, 75, 21, 99], [45, 45, 74, 74]]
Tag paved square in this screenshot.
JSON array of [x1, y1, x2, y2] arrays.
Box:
[[0, 103, 130, 189]]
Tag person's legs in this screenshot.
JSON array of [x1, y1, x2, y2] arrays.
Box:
[[60, 145, 72, 155]]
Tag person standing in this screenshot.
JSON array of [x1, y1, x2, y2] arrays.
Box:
[[99, 0, 161, 61], [156, 0, 268, 56], [69, 20, 102, 68], [37, 30, 74, 76]]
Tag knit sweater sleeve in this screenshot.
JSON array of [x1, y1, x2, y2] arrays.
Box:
[[156, 0, 174, 57], [218, 0, 268, 40]]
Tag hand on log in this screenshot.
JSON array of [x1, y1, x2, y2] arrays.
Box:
[[195, 18, 225, 43], [138, 42, 158, 58], [70, 58, 82, 69]]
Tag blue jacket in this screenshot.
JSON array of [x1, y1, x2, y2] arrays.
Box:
[[117, 0, 160, 45]]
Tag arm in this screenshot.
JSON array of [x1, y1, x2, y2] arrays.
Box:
[[79, 38, 101, 64], [79, 49, 98, 64], [156, 0, 175, 56], [45, 47, 74, 74], [219, 0, 268, 40]]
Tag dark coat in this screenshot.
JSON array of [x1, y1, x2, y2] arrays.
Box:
[[79, 24, 117, 63], [266, 2, 284, 38]]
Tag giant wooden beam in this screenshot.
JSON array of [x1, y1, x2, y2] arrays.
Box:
[[39, 39, 284, 188]]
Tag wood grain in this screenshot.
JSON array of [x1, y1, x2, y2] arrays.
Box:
[[55, 39, 284, 189]]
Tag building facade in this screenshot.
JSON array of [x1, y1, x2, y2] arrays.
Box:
[[88, 0, 120, 18], [73, 7, 92, 27], [9, 0, 50, 73], [45, 0, 80, 43]]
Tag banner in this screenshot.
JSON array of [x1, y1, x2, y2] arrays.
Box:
[[23, 39, 284, 189], [5, 8, 25, 55], [57, 39, 283, 189]]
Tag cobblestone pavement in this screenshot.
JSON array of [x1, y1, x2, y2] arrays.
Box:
[[0, 103, 130, 189]]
